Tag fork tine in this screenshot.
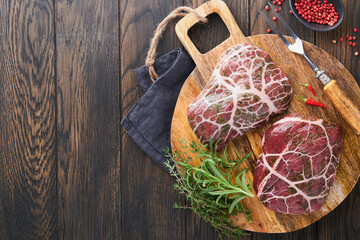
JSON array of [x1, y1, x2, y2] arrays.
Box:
[[267, 1, 299, 41], [259, 10, 290, 47]]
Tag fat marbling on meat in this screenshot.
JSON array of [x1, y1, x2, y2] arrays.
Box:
[[187, 43, 293, 150], [253, 114, 343, 214]]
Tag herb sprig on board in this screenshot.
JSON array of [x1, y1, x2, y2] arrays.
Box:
[[164, 137, 254, 239]]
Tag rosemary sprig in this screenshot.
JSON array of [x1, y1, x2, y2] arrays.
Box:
[[164, 137, 254, 239]]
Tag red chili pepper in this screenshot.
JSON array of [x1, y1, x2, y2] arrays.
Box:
[[296, 95, 326, 108], [298, 83, 316, 96]]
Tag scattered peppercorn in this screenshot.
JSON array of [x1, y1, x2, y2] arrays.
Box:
[[267, 29, 272, 33], [353, 36, 357, 40], [352, 42, 356, 47], [273, 16, 277, 21], [349, 41, 353, 46], [265, 5, 270, 10], [354, 28, 358, 33], [349, 36, 353, 41]]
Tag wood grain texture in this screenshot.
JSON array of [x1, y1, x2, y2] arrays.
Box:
[[119, 0, 360, 239], [0, 0, 359, 238], [315, 0, 360, 80], [182, 0, 252, 239], [176, 0, 250, 82], [324, 80, 360, 134], [0, 0, 57, 239], [314, 0, 360, 239], [56, 0, 120, 239], [171, 32, 360, 232], [120, 0, 186, 239], [250, 0, 314, 43]]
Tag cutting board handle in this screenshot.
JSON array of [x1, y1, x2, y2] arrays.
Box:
[[175, 0, 249, 79]]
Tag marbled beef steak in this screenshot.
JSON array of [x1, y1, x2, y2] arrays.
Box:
[[253, 114, 343, 214], [187, 43, 292, 150]]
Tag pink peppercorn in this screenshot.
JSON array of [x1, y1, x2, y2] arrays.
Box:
[[294, 0, 339, 25]]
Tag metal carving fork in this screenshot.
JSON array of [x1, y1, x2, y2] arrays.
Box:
[[259, 2, 360, 135]]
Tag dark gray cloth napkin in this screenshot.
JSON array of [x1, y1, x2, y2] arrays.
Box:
[[121, 49, 195, 171]]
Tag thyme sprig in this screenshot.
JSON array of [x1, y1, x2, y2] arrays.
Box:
[[164, 137, 254, 239]]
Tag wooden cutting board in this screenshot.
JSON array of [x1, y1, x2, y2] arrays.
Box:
[[170, 0, 360, 233]]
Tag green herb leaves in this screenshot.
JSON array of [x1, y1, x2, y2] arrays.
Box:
[[164, 137, 254, 239]]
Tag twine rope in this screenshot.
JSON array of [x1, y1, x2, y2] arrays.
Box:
[[145, 6, 208, 82]]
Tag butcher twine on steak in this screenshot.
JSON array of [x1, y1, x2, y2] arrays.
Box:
[[187, 43, 292, 150], [253, 114, 343, 214]]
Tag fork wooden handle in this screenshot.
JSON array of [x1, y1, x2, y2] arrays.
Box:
[[324, 80, 360, 135]]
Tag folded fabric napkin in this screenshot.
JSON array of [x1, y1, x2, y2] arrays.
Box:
[[121, 49, 195, 172]]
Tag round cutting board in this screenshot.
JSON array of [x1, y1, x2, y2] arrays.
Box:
[[170, 34, 360, 233], [171, 0, 360, 233], [171, 34, 360, 233]]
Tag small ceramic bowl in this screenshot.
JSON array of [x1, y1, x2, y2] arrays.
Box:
[[289, 0, 344, 31]]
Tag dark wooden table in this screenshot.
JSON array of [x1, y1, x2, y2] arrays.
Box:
[[0, 0, 359, 239]]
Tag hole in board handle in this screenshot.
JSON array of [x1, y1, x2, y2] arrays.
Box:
[[188, 13, 230, 54]]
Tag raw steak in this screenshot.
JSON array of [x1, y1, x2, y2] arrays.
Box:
[[253, 114, 343, 214], [187, 43, 292, 150]]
